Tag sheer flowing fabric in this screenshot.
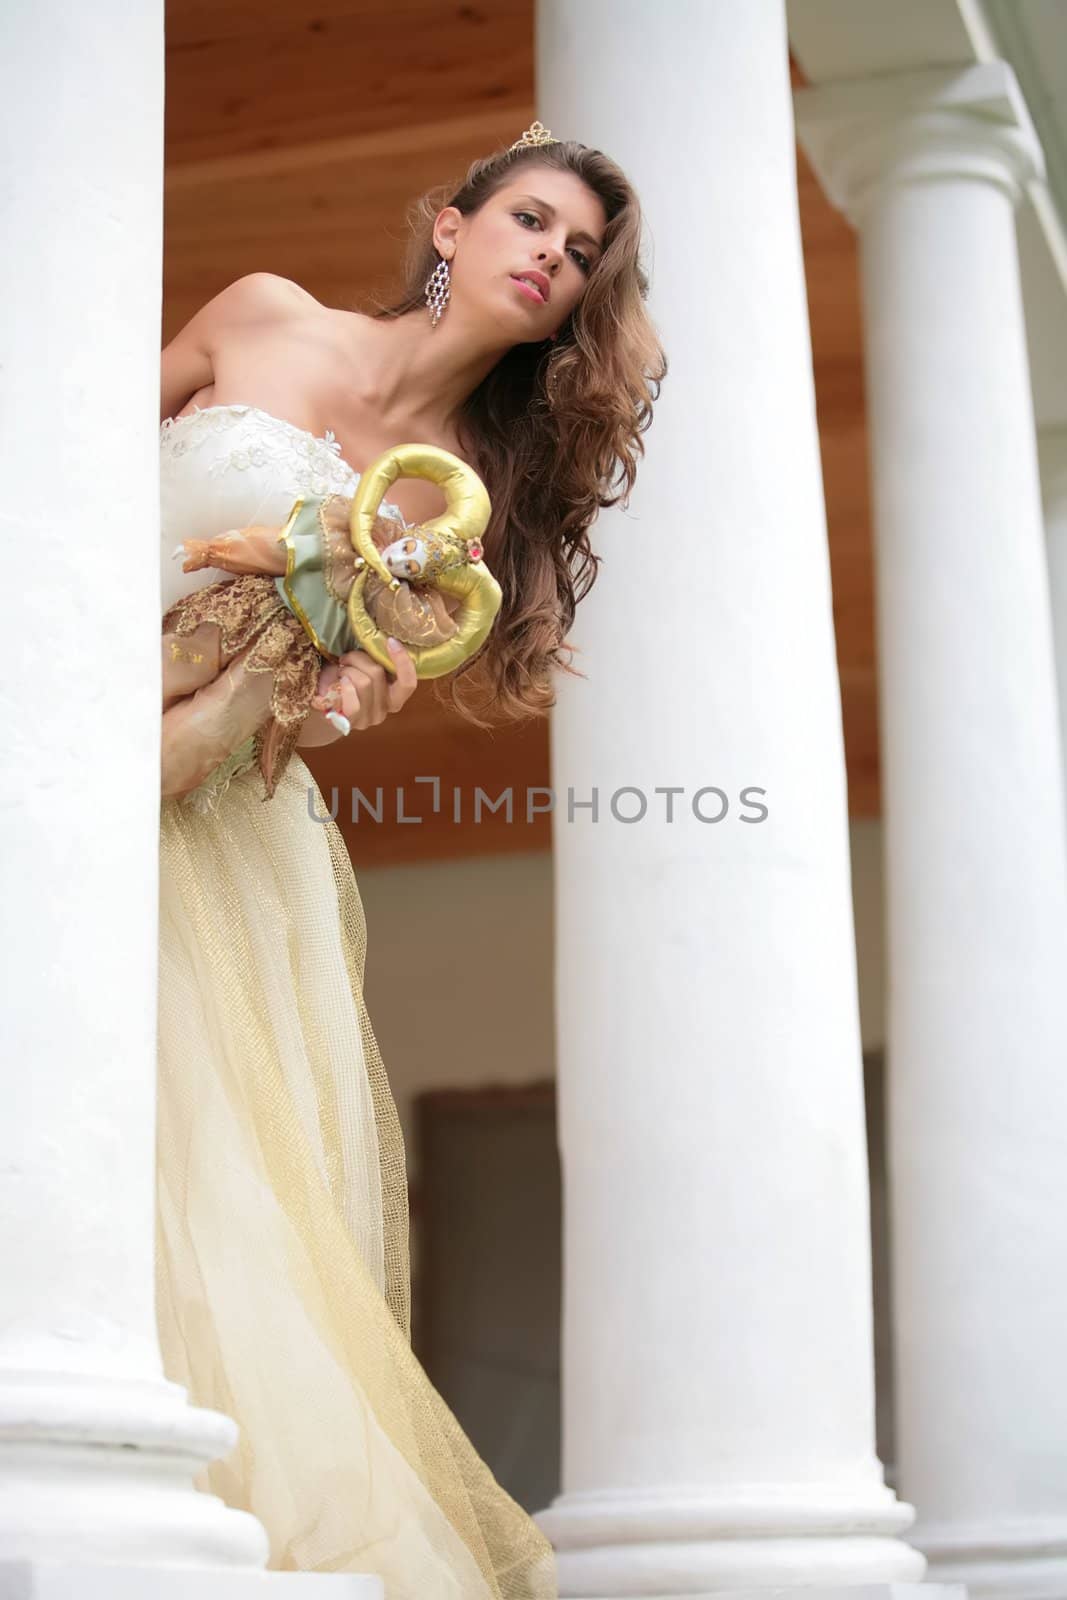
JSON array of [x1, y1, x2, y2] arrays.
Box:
[[156, 754, 556, 1595]]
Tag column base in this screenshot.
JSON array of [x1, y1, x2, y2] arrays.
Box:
[[543, 1590, 963, 1600], [0, 1374, 267, 1567], [536, 1484, 927, 1596], [0, 1566, 383, 1598], [916, 1517, 1067, 1600]]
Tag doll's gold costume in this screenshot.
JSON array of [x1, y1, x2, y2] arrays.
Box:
[[158, 404, 555, 1595]]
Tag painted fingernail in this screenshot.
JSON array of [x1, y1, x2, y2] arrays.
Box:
[[325, 711, 351, 736], [387, 636, 402, 652]]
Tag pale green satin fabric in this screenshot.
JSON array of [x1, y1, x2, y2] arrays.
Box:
[[275, 496, 353, 660]]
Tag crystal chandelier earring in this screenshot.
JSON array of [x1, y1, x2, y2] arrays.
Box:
[[425, 253, 451, 328]]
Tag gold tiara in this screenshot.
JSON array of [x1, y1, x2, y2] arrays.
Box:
[[509, 120, 559, 152]]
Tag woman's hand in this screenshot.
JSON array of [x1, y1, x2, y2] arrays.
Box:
[[298, 639, 417, 745]]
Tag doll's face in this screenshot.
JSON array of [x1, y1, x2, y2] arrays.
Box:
[[434, 168, 607, 342], [382, 535, 429, 580]]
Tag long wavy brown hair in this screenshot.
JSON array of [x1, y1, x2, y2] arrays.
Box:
[[366, 134, 667, 728]]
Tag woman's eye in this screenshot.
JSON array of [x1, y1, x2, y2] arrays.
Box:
[[516, 211, 591, 272]]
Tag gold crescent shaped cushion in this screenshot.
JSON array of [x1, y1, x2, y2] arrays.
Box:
[[345, 443, 502, 681]]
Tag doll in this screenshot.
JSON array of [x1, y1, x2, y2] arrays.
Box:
[[161, 443, 499, 800]]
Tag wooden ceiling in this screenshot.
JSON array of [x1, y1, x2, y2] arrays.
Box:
[[163, 2, 879, 865]]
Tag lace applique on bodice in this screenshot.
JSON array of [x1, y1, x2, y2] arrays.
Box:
[[160, 404, 363, 495]]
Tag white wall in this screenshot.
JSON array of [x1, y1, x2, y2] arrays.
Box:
[[358, 820, 887, 1176], [357, 849, 556, 1173]]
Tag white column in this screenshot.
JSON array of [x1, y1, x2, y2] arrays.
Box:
[[1039, 426, 1067, 809], [537, 3, 929, 1596], [797, 62, 1067, 1600], [0, 6, 379, 1595]]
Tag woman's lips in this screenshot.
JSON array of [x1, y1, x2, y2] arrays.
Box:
[[511, 275, 547, 305]]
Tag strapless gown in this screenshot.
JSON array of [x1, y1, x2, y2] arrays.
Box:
[[156, 404, 556, 1596]]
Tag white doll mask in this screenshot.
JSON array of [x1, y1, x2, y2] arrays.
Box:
[[380, 534, 432, 580]]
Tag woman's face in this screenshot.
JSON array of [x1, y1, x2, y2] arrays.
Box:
[[439, 168, 607, 341]]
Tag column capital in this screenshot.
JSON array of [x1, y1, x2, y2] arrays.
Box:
[[795, 61, 1045, 226]]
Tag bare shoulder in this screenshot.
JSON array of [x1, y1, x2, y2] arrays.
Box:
[[161, 274, 320, 421], [163, 274, 308, 368], [182, 273, 314, 342], [218, 271, 317, 321], [246, 272, 320, 308]]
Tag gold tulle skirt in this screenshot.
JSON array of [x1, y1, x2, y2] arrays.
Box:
[[156, 753, 556, 1596]]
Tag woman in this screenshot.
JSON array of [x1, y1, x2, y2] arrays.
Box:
[[157, 122, 666, 1596]]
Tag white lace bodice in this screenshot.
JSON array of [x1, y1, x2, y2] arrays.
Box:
[[159, 403, 407, 613]]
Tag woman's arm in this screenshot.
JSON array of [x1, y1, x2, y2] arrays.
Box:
[[161, 322, 212, 426], [161, 642, 419, 780], [161, 647, 274, 797]]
